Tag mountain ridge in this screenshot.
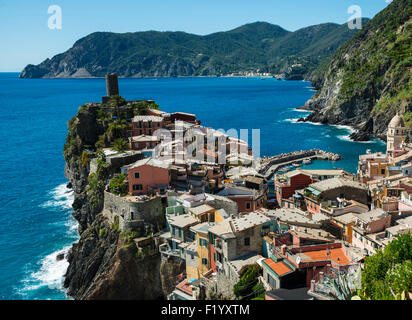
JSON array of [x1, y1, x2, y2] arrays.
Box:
[[19, 21, 366, 79], [302, 0, 412, 141]]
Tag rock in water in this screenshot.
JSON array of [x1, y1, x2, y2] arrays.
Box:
[[56, 253, 65, 261]]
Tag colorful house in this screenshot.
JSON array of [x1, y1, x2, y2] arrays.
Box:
[[303, 178, 369, 214], [351, 209, 391, 255], [129, 134, 160, 151], [125, 157, 171, 195], [190, 222, 215, 278], [217, 184, 267, 213], [131, 115, 164, 136]]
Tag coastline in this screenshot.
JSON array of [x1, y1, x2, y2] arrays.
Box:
[[5, 75, 386, 299], [294, 106, 386, 144]]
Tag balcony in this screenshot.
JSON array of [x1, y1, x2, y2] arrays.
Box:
[[159, 243, 183, 259]]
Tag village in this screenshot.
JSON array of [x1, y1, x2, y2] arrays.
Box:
[[88, 74, 412, 301]]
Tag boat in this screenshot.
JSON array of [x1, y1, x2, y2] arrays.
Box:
[[303, 159, 312, 164], [293, 163, 301, 167]]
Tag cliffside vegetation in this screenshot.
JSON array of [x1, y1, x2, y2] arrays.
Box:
[[62, 99, 172, 299], [20, 22, 363, 79], [305, 0, 412, 141], [233, 264, 265, 300], [359, 233, 412, 300]]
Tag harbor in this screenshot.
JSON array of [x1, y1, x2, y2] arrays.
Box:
[[259, 149, 342, 179]]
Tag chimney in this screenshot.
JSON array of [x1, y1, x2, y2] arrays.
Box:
[[280, 244, 287, 255]]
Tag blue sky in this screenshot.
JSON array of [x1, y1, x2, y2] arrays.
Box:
[[0, 0, 391, 72]]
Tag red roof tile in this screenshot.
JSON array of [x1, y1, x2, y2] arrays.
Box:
[[263, 258, 292, 277]]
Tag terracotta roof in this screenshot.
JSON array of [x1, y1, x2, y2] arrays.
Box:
[[263, 258, 293, 277], [176, 279, 193, 296], [296, 248, 352, 266]]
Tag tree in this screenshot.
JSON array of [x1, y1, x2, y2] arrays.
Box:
[[95, 134, 108, 149], [109, 174, 128, 196], [132, 101, 159, 116], [360, 232, 412, 300], [108, 95, 127, 119], [107, 120, 128, 141], [233, 264, 264, 300], [112, 138, 129, 153]]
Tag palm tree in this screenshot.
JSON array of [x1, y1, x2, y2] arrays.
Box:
[[112, 138, 129, 153]]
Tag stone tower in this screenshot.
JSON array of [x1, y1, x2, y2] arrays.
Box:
[[105, 73, 119, 97], [387, 113, 407, 158]]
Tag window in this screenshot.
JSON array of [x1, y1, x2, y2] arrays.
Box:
[[246, 202, 251, 210], [171, 226, 176, 236], [178, 229, 182, 238], [133, 184, 143, 191], [134, 172, 140, 179], [148, 129, 152, 135], [190, 253, 194, 260], [199, 238, 208, 247], [202, 258, 208, 265], [244, 237, 250, 246], [381, 169, 385, 175]]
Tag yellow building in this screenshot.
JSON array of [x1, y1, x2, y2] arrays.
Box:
[[184, 241, 199, 281], [333, 213, 358, 243], [190, 222, 213, 278], [214, 208, 229, 223], [189, 204, 216, 223]]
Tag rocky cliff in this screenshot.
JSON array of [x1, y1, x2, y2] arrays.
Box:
[[303, 0, 412, 141], [62, 103, 180, 300]]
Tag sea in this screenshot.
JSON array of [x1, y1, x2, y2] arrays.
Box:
[[0, 73, 386, 300]]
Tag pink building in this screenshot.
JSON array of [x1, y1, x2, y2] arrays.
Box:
[[126, 157, 171, 195], [351, 208, 391, 255], [132, 115, 164, 136]]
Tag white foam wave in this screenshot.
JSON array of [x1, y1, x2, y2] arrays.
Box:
[[18, 183, 79, 298], [284, 118, 300, 123], [40, 183, 74, 210], [337, 135, 373, 144], [330, 124, 355, 133], [20, 246, 71, 295], [293, 108, 312, 113], [304, 121, 323, 126]]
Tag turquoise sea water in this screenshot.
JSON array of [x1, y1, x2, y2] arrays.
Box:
[[0, 73, 385, 299]]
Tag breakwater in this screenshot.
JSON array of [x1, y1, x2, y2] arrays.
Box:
[[259, 149, 341, 179]]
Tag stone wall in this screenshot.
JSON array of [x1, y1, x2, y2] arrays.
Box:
[[235, 226, 263, 258], [107, 152, 144, 173], [103, 191, 166, 232], [202, 272, 236, 300], [208, 194, 238, 216]]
